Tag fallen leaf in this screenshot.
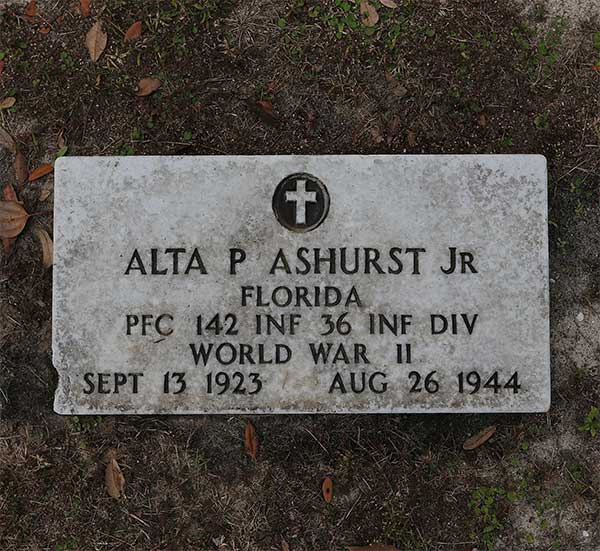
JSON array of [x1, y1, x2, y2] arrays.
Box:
[[370, 125, 384, 144], [0, 97, 16, 110], [124, 20, 142, 42], [137, 77, 161, 96], [15, 152, 28, 184], [0, 127, 17, 153], [253, 99, 279, 124], [281, 539, 290, 551], [1, 184, 18, 253], [347, 546, 400, 551], [80, 0, 91, 16], [305, 108, 316, 129], [386, 116, 401, 144], [1, 231, 14, 257], [25, 0, 37, 17], [407, 130, 417, 147], [86, 21, 107, 62], [2, 183, 17, 203], [256, 99, 274, 114], [593, 62, 600, 73], [28, 163, 53, 182], [245, 422, 258, 460], [0, 60, 5, 74], [0, 200, 30, 239], [105, 455, 125, 498], [57, 129, 66, 148], [378, 0, 398, 7], [322, 477, 333, 503], [478, 113, 487, 127], [463, 425, 497, 451], [105, 448, 117, 461], [39, 187, 52, 202], [39, 26, 51, 34], [35, 227, 53, 268], [359, 0, 379, 27], [384, 72, 407, 98]]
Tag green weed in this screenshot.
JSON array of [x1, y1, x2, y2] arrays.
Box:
[[67, 416, 102, 432], [56, 539, 78, 551], [578, 406, 600, 437], [535, 18, 567, 73], [534, 112, 549, 129], [469, 487, 505, 549], [469, 485, 524, 550]]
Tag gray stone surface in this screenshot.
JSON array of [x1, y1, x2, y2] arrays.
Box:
[[52, 155, 549, 414]]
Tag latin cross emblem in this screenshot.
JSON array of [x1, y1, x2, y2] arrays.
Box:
[[285, 180, 317, 225], [272, 173, 330, 232]]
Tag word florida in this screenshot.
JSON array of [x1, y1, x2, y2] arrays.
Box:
[[123, 247, 478, 275]]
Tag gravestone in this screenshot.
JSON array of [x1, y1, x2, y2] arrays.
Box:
[[53, 155, 550, 414]]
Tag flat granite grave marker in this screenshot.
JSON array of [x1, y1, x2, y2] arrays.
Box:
[[53, 155, 550, 414]]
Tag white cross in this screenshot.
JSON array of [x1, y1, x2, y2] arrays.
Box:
[[285, 180, 317, 225]]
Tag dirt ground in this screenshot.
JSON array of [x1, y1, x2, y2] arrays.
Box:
[[0, 0, 599, 550]]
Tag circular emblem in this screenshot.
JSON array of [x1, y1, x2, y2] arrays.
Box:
[[272, 173, 330, 232]]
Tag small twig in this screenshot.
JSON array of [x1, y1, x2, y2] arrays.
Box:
[[302, 427, 328, 454]]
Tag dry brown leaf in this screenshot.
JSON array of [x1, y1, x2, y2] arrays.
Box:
[[15, 152, 28, 184], [105, 457, 125, 498], [28, 163, 53, 182], [384, 72, 407, 98], [104, 448, 117, 461], [86, 21, 107, 62], [0, 127, 16, 154], [124, 20, 142, 42], [137, 77, 161, 97], [25, 0, 37, 17], [0, 200, 30, 239], [407, 130, 417, 147], [1, 239, 13, 256], [463, 425, 496, 451], [39, 26, 51, 34], [378, 0, 398, 7], [39, 187, 52, 202], [0, 97, 16, 110], [370, 126, 384, 144], [281, 539, 290, 551], [256, 99, 274, 114], [57, 129, 66, 149], [478, 113, 487, 127], [347, 545, 400, 551], [359, 0, 379, 27], [1, 184, 18, 254], [2, 183, 17, 203], [253, 99, 279, 125], [245, 422, 258, 460], [386, 116, 401, 144], [322, 477, 333, 503], [35, 228, 53, 268], [0, 60, 5, 75], [80, 0, 91, 16]]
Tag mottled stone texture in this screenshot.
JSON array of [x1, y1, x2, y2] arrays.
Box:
[[53, 155, 549, 414]]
